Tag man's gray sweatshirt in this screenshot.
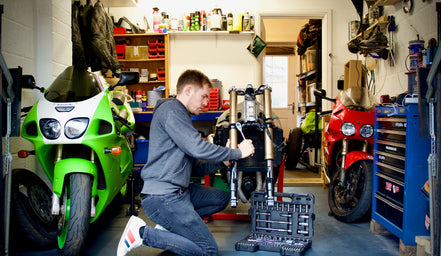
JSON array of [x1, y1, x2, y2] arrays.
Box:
[[141, 98, 242, 195]]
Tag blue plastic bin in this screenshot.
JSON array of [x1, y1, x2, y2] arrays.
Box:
[[133, 139, 149, 164]]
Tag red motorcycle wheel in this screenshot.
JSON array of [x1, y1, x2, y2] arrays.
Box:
[[328, 159, 373, 222]]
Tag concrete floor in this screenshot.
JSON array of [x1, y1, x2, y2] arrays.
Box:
[[12, 168, 401, 256]]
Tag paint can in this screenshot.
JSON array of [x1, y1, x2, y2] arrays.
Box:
[[408, 40, 424, 55]]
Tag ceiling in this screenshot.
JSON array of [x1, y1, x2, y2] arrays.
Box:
[[262, 18, 309, 45]]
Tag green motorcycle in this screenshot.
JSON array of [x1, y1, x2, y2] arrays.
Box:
[[20, 66, 138, 255]]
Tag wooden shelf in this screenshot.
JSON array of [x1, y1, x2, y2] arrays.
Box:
[[118, 58, 165, 62], [299, 70, 317, 81], [168, 31, 255, 36], [348, 20, 389, 43], [115, 31, 255, 37], [113, 33, 169, 97], [138, 80, 165, 84], [114, 33, 165, 37]]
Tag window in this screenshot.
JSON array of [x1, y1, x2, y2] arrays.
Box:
[[263, 56, 288, 108]]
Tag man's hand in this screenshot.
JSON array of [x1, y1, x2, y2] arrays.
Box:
[[238, 139, 255, 158]]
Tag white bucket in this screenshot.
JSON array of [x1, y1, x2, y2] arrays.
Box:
[[147, 90, 163, 107]]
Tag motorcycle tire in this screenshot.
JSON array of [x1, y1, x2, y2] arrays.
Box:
[[57, 173, 92, 256], [328, 159, 373, 223], [285, 127, 302, 169], [11, 169, 57, 249]]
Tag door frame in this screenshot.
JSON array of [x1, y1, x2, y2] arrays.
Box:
[[258, 9, 333, 103]]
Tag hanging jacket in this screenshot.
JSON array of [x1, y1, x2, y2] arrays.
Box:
[[72, 1, 87, 71], [90, 0, 120, 72]]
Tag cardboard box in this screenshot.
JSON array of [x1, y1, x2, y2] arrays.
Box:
[[125, 46, 149, 60], [344, 60, 362, 89]]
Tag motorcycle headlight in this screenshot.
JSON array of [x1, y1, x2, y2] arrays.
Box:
[[360, 124, 374, 138], [341, 122, 356, 136], [65, 118, 89, 139], [40, 119, 61, 139]]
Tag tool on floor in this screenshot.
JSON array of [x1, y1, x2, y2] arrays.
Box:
[[236, 191, 315, 256]]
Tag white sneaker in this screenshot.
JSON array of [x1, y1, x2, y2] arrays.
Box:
[[154, 223, 168, 231], [117, 215, 146, 256]]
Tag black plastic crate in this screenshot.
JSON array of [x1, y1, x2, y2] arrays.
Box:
[[235, 192, 315, 256]]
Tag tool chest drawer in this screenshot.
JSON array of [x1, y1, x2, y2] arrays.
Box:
[[372, 104, 430, 245], [376, 142, 406, 157], [376, 172, 404, 205], [375, 150, 405, 169]]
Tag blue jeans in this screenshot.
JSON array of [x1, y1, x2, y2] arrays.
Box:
[[141, 183, 229, 256]]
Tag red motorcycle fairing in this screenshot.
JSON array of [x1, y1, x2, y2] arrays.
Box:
[[323, 98, 375, 165], [344, 151, 374, 170]]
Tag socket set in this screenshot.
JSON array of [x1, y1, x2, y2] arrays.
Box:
[[235, 192, 315, 256]]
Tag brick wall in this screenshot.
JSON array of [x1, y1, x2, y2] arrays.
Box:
[[0, 0, 71, 104]]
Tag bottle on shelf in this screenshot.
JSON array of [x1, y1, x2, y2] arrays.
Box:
[[195, 11, 200, 31], [190, 12, 195, 31], [243, 12, 250, 31], [152, 7, 161, 32], [227, 11, 233, 31]]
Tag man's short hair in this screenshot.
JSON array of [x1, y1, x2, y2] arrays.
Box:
[[176, 69, 212, 94]]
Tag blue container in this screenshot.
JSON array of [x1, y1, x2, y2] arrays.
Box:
[[408, 40, 424, 55], [133, 139, 149, 164]]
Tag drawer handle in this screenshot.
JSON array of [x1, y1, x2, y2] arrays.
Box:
[[375, 139, 406, 149], [375, 193, 404, 212], [376, 162, 405, 174], [375, 150, 406, 161], [376, 172, 405, 187]]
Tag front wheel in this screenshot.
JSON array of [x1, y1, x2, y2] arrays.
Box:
[[328, 160, 373, 222], [57, 173, 92, 256], [11, 169, 57, 249]]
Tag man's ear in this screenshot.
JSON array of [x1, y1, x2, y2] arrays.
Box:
[[183, 84, 193, 96]]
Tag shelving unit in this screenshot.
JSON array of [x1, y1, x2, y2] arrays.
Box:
[[372, 104, 430, 245], [293, 20, 322, 172], [114, 33, 169, 97]]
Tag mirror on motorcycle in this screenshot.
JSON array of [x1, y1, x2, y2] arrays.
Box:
[[314, 88, 326, 98], [109, 72, 140, 90], [22, 75, 45, 93]]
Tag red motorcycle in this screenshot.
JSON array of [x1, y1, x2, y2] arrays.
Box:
[[315, 86, 376, 222]]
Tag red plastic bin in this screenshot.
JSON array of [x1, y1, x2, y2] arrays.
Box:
[[113, 27, 126, 34], [115, 44, 127, 59]]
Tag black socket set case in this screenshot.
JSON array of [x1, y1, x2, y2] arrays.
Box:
[[235, 191, 315, 256]]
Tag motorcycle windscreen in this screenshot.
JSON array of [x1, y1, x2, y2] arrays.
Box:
[[338, 86, 377, 111], [44, 66, 102, 102]]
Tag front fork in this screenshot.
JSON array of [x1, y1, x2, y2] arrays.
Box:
[[338, 138, 369, 184], [263, 88, 274, 206], [228, 86, 274, 207], [51, 145, 96, 217]]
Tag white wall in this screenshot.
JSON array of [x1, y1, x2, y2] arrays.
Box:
[[373, 1, 437, 98], [0, 0, 71, 106], [0, 0, 437, 106], [108, 0, 360, 100]]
